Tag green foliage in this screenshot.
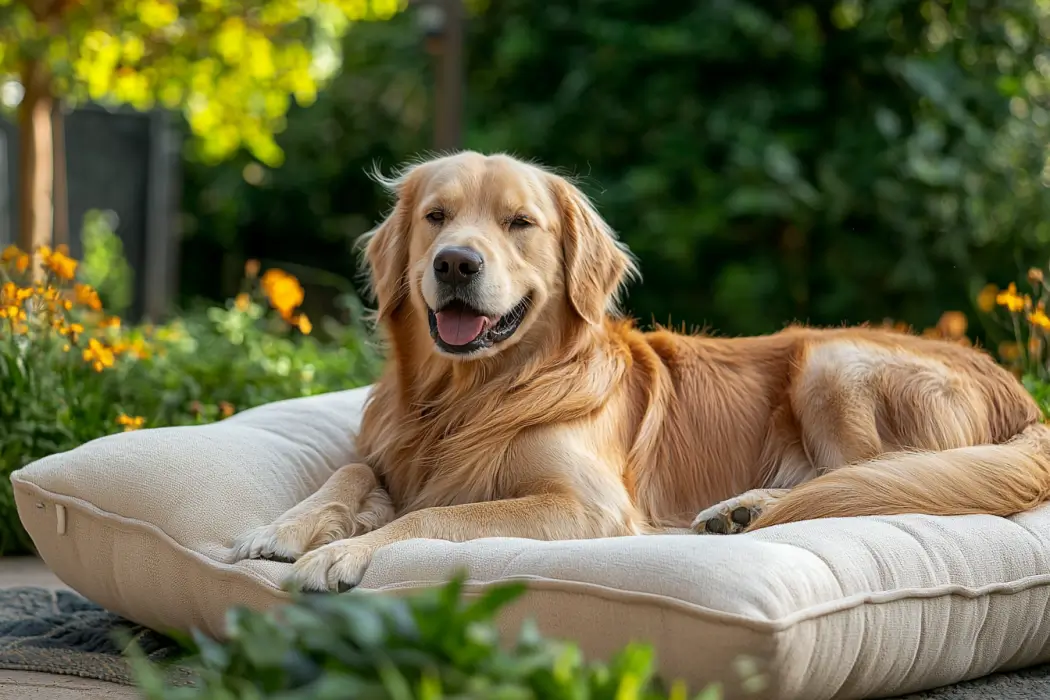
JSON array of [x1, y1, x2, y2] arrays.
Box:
[[0, 0, 405, 165], [0, 241, 380, 555], [1022, 376, 1050, 419], [184, 0, 1050, 342], [179, 9, 430, 303], [78, 210, 134, 315], [131, 575, 738, 700], [463, 0, 1050, 337]]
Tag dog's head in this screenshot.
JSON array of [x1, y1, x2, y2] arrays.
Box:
[[360, 152, 638, 360]]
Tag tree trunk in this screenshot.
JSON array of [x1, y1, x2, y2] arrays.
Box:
[[51, 100, 68, 250], [17, 59, 54, 271]]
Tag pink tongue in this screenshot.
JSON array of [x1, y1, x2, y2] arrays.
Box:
[[436, 309, 488, 346]]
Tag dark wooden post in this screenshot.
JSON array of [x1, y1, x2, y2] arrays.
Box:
[[420, 0, 464, 152]]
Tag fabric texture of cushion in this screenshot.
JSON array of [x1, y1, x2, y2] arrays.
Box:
[[11, 385, 1050, 700]]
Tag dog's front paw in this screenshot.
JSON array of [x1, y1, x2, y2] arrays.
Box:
[[230, 521, 309, 563], [230, 490, 395, 564], [285, 538, 377, 593], [691, 489, 789, 535]]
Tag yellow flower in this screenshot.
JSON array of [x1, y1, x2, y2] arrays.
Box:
[[1, 245, 29, 274], [234, 293, 251, 311], [1, 305, 25, 322], [39, 245, 78, 280], [62, 343, 70, 352], [996, 283, 1027, 313], [296, 313, 312, 334], [1030, 306, 1050, 331], [977, 284, 999, 313], [98, 315, 121, 329], [82, 338, 115, 372], [73, 283, 103, 311], [116, 413, 145, 431], [260, 268, 304, 321], [0, 282, 31, 307]]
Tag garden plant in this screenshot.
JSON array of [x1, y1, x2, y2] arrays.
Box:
[[0, 227, 379, 555]]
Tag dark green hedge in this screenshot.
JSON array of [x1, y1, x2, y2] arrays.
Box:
[[181, 1, 1050, 340]]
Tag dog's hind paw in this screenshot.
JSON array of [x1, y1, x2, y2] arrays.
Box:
[[691, 488, 790, 535]]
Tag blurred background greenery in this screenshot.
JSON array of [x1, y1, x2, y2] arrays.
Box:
[[180, 0, 1050, 342]]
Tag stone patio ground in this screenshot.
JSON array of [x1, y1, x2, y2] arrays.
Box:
[[0, 557, 138, 699]]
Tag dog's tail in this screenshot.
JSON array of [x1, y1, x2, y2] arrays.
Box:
[[748, 422, 1050, 530]]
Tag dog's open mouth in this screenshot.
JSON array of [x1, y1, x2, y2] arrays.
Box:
[[428, 296, 531, 354]]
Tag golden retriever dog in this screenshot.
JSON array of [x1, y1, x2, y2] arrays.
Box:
[[231, 151, 1050, 592]]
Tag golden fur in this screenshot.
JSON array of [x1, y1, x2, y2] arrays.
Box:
[[231, 152, 1050, 592]]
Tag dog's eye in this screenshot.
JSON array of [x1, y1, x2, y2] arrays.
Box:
[[509, 215, 533, 229], [425, 210, 446, 225]]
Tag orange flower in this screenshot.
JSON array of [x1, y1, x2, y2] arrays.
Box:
[[234, 293, 251, 311], [244, 259, 260, 279], [1, 282, 31, 307], [73, 283, 103, 311], [82, 338, 115, 372], [39, 245, 77, 280], [996, 283, 1027, 313], [116, 413, 145, 431], [98, 315, 121, 329], [260, 269, 304, 321], [1, 245, 29, 274], [296, 313, 312, 335], [219, 401, 235, 418], [1030, 305, 1050, 331], [0, 305, 26, 322]]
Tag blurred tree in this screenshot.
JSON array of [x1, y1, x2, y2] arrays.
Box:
[[0, 0, 403, 258]]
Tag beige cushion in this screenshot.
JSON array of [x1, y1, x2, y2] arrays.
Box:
[[11, 386, 1050, 700]]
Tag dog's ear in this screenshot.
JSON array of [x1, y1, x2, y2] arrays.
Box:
[[549, 175, 638, 325], [358, 166, 423, 324]]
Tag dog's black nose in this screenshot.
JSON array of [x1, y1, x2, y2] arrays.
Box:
[[434, 247, 484, 285]]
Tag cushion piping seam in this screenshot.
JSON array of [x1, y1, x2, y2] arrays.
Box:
[[12, 478, 288, 596], [14, 475, 1050, 632]]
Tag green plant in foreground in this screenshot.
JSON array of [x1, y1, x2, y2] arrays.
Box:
[[131, 575, 744, 700]]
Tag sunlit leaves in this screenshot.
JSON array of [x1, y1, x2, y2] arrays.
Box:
[[0, 0, 406, 165]]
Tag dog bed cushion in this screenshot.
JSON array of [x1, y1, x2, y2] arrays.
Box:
[[11, 386, 1050, 700]]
